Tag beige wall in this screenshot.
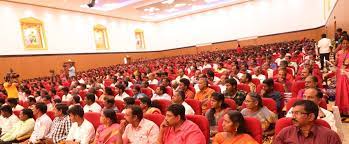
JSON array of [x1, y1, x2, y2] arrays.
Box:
[[324, 0, 349, 39]]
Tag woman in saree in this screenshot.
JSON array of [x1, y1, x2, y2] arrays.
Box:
[[92, 109, 120, 144], [212, 110, 258, 144]]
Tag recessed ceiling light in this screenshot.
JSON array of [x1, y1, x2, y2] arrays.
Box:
[[174, 3, 187, 8], [162, 0, 175, 4]]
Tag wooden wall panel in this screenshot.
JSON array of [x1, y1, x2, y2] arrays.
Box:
[[0, 26, 328, 81], [325, 0, 349, 39]]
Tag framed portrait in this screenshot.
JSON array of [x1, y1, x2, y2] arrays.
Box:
[[20, 17, 47, 50], [94, 24, 109, 50], [135, 29, 145, 49]]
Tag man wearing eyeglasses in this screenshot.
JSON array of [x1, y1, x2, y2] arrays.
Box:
[[286, 88, 337, 132], [274, 100, 341, 144]]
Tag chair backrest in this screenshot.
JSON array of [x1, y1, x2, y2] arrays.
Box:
[[217, 116, 263, 144], [46, 111, 55, 120], [96, 100, 104, 108], [165, 87, 174, 96], [251, 78, 261, 86], [13, 110, 21, 117], [115, 100, 126, 111], [273, 82, 285, 93], [96, 91, 104, 97], [224, 98, 237, 110], [19, 100, 29, 108], [149, 84, 158, 91], [237, 84, 250, 93], [144, 114, 165, 127], [155, 99, 172, 115], [125, 89, 134, 97], [84, 112, 101, 130], [291, 81, 305, 98], [141, 88, 153, 98], [185, 99, 202, 115], [116, 113, 125, 123], [275, 117, 331, 136], [186, 115, 210, 144], [209, 85, 221, 93]]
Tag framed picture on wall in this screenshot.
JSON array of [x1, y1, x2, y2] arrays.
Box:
[[94, 24, 109, 50], [20, 17, 47, 50], [135, 29, 145, 49]]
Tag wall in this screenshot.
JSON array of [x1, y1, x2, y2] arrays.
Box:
[[324, 0, 349, 39], [0, 1, 158, 55], [154, 0, 324, 50]]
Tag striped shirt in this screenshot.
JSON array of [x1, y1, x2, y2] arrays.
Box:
[[46, 115, 72, 143]]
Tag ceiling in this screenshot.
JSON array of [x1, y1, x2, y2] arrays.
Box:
[[5, 0, 249, 22]]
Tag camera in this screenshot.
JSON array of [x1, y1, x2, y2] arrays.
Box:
[[4, 69, 20, 82]]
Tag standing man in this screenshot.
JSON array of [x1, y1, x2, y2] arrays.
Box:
[[68, 63, 76, 79], [317, 34, 332, 70]]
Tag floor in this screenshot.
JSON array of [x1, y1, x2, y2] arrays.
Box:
[[342, 123, 349, 143]]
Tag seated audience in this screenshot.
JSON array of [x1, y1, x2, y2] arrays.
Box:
[[178, 78, 194, 99], [148, 73, 159, 85], [83, 93, 102, 113], [0, 109, 34, 143], [114, 84, 130, 101], [240, 73, 256, 92], [172, 90, 194, 115], [274, 68, 293, 92], [99, 87, 114, 101], [69, 95, 81, 109], [157, 104, 206, 144], [224, 78, 246, 107], [252, 66, 266, 83], [139, 96, 161, 114], [212, 110, 258, 144], [27, 102, 53, 143], [7, 98, 23, 111], [241, 92, 277, 132], [42, 103, 72, 144], [206, 92, 230, 136], [132, 85, 147, 99], [274, 100, 341, 144], [41, 95, 53, 111], [121, 97, 136, 114], [261, 79, 282, 110], [118, 105, 159, 144], [287, 88, 337, 132], [0, 105, 19, 135], [93, 109, 120, 144], [65, 105, 95, 144], [151, 86, 171, 101], [175, 69, 190, 83], [103, 98, 119, 112]]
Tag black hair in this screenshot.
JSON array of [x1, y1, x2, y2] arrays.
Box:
[[103, 109, 117, 124], [245, 73, 252, 82], [0, 105, 13, 114], [176, 90, 185, 101], [207, 92, 229, 126], [53, 98, 62, 104], [62, 87, 69, 93], [7, 98, 19, 105], [322, 33, 327, 38], [226, 110, 249, 134], [22, 108, 34, 119], [105, 87, 113, 95], [72, 96, 80, 103], [159, 86, 166, 94], [179, 78, 190, 88], [292, 100, 319, 120], [35, 102, 48, 113], [86, 93, 96, 102], [226, 78, 237, 87], [127, 105, 143, 121], [28, 97, 36, 103], [67, 105, 84, 118], [263, 78, 274, 87], [124, 97, 135, 105], [167, 104, 186, 121], [55, 103, 69, 115]]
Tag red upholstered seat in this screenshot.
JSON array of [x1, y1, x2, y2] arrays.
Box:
[[116, 113, 125, 123], [84, 112, 101, 130], [275, 117, 330, 136], [13, 110, 21, 117], [46, 111, 55, 120], [209, 85, 221, 93], [149, 84, 158, 91], [218, 117, 263, 144], [141, 88, 153, 98], [286, 98, 327, 112], [125, 89, 134, 97], [144, 114, 165, 127], [114, 100, 126, 111], [251, 78, 261, 86], [186, 115, 210, 144], [19, 101, 29, 108], [237, 84, 250, 93], [155, 99, 172, 115], [291, 81, 305, 98], [224, 98, 237, 110], [165, 87, 174, 97], [185, 99, 202, 115]]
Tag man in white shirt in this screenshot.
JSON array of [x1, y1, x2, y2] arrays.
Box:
[[41, 95, 54, 111], [317, 34, 332, 70], [175, 69, 190, 83], [172, 90, 195, 115], [83, 93, 101, 113], [28, 102, 53, 143], [286, 88, 337, 132], [61, 87, 73, 102], [68, 64, 76, 78], [151, 86, 171, 101], [0, 105, 19, 135], [252, 66, 266, 83], [7, 98, 23, 111], [0, 109, 35, 143], [114, 84, 130, 101], [117, 105, 159, 144], [65, 105, 95, 144], [147, 73, 159, 85]]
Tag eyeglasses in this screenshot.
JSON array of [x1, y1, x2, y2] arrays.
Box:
[[290, 111, 310, 116]]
